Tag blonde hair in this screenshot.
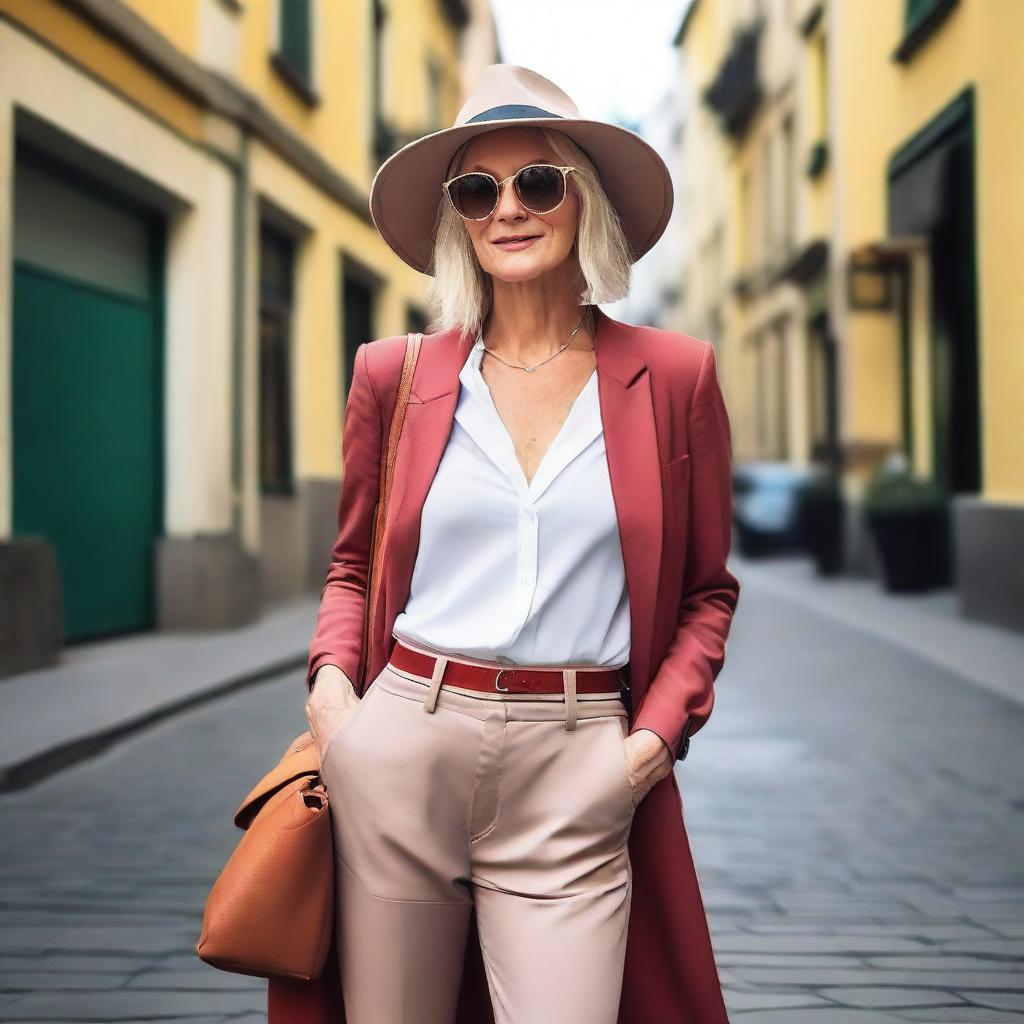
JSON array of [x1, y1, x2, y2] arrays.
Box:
[[424, 128, 633, 341]]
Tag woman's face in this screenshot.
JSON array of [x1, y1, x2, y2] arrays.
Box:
[[454, 127, 580, 285]]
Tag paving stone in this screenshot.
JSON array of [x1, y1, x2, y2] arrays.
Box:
[[942, 939, 1024, 957], [863, 955, 1024, 972], [122, 968, 260, 991], [714, 934, 929, 954], [728, 1009, 909, 1023], [0, 973, 121, 992], [734, 966, 1024, 989], [0, 1017, 234, 1024], [22, 954, 160, 974], [724, 989, 831, 1011], [717, 953, 864, 968], [0, 989, 264, 1019], [819, 987, 966, 1008], [895, 1009, 1024, 1022], [972, 992, 1024, 1013]]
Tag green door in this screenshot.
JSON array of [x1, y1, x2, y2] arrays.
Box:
[[12, 152, 163, 641]]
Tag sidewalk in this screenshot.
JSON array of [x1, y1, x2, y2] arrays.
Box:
[[3, 556, 1022, 794], [732, 551, 1024, 710], [0, 597, 319, 791]]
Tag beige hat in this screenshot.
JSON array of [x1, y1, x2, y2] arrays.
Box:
[[368, 63, 674, 276]]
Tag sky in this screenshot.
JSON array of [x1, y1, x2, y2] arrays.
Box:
[[489, 0, 694, 128]]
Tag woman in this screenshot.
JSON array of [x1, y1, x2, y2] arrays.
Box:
[[291, 65, 740, 1024]]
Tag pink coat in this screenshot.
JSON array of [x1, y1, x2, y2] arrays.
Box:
[[275, 305, 741, 1022]]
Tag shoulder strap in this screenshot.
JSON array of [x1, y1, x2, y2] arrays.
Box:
[[360, 332, 423, 690]]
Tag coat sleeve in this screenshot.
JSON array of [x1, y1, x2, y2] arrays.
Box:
[[630, 340, 741, 761], [306, 343, 383, 691]]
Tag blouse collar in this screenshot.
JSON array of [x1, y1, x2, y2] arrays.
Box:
[[454, 328, 602, 503]]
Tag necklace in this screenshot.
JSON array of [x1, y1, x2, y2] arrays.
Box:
[[481, 307, 591, 374]]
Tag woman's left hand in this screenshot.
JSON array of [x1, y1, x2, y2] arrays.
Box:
[[622, 728, 674, 805]]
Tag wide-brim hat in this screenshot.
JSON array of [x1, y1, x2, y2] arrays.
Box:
[[368, 63, 674, 276]]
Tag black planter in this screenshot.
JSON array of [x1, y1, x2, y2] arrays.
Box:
[[799, 485, 845, 576], [865, 506, 951, 592]]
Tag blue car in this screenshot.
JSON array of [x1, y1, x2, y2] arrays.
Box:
[[731, 461, 818, 557]]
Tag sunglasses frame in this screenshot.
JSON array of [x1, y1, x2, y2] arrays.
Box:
[[441, 163, 577, 221]]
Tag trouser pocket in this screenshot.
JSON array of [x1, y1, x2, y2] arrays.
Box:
[[320, 680, 380, 772], [614, 716, 638, 814]]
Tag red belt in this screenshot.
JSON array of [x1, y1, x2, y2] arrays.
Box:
[[389, 640, 627, 696]]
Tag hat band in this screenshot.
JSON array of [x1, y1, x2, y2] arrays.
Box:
[[465, 104, 564, 124]]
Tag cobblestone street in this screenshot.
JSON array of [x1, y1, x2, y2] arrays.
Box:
[[688, 571, 1024, 1021], [1, 569, 1022, 1022], [0, 675, 305, 1023]]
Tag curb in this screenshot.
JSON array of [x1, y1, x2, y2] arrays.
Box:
[[0, 653, 306, 793]]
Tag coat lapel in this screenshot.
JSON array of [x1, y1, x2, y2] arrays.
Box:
[[379, 307, 664, 699], [591, 307, 663, 693]]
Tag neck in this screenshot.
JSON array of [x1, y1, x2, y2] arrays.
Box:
[[482, 294, 594, 364]]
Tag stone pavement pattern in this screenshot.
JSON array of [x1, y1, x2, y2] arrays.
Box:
[[0, 675, 307, 1023], [0, 570, 1022, 1021], [687, 572, 1024, 1021]]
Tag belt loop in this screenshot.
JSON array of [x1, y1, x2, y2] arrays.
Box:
[[563, 668, 578, 731], [424, 655, 449, 714]]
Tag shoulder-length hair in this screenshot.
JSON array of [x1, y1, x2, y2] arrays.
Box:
[[424, 128, 633, 341]]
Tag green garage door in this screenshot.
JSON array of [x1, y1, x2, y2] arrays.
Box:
[[12, 152, 164, 641]]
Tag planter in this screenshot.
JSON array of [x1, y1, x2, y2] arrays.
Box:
[[798, 476, 845, 576], [862, 457, 952, 593], [865, 505, 951, 592]]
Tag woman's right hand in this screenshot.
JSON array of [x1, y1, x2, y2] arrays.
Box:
[[305, 665, 361, 764]]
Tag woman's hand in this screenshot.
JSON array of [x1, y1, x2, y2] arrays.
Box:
[[622, 728, 674, 805], [305, 665, 361, 763]]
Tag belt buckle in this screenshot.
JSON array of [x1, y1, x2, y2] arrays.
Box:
[[495, 667, 513, 693]]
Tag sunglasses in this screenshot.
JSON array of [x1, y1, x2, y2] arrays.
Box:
[[442, 163, 577, 221]]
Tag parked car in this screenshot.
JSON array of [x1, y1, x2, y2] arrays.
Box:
[[731, 461, 817, 557]]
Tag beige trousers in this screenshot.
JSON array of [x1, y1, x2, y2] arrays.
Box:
[[320, 645, 637, 1024]]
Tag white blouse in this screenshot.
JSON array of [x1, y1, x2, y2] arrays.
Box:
[[391, 331, 631, 667]]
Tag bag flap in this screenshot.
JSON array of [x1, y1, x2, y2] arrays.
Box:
[[233, 731, 320, 830]]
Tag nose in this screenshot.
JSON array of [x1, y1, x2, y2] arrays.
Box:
[[493, 174, 528, 221]]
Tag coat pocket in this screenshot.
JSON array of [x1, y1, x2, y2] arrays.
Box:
[[661, 452, 691, 469]]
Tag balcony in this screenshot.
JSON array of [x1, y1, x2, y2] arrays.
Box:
[[703, 19, 764, 141]]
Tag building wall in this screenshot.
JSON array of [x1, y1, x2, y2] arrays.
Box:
[[834, 0, 1023, 501], [0, 0, 498, 670], [675, 0, 1024, 631]]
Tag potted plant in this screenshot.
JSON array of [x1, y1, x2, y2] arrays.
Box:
[[862, 454, 951, 592], [797, 469, 845, 576]]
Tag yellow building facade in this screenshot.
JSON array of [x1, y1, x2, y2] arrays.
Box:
[[674, 0, 1023, 633], [0, 0, 499, 673]]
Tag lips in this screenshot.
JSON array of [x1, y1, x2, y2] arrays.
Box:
[[492, 235, 541, 250]]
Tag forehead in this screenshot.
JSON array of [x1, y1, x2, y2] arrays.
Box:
[[459, 127, 555, 173]]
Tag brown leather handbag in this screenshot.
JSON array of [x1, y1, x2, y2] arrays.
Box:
[[195, 333, 423, 981]]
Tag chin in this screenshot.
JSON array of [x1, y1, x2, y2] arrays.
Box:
[[490, 262, 552, 283]]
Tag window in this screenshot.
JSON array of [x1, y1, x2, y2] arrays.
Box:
[[894, 0, 959, 63], [259, 225, 296, 494], [806, 31, 829, 179], [426, 60, 444, 131], [273, 0, 318, 103], [781, 112, 796, 252], [761, 133, 773, 265]]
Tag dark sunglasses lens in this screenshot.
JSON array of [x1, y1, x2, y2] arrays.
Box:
[[450, 174, 498, 218], [516, 166, 565, 212]]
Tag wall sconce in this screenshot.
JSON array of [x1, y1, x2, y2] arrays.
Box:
[[846, 256, 896, 311]]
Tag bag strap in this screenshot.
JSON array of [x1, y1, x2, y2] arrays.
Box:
[[359, 332, 423, 691]]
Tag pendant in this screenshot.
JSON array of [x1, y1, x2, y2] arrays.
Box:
[[524, 366, 536, 373]]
